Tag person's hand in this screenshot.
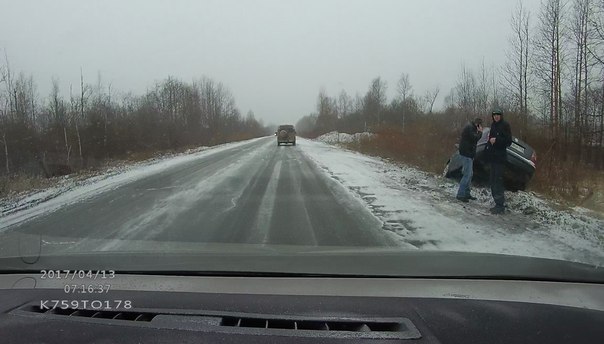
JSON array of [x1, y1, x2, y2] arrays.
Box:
[[477, 124, 483, 132], [489, 137, 496, 144]]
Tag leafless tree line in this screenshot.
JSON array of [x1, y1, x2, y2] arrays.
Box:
[[505, 0, 603, 166], [0, 63, 269, 178], [296, 74, 440, 137]]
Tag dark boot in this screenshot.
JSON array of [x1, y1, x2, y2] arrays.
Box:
[[489, 206, 505, 214]]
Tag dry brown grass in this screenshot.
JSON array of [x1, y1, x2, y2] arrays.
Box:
[[351, 121, 458, 175], [519, 130, 603, 211], [0, 175, 54, 197], [530, 156, 604, 211], [125, 150, 161, 162]]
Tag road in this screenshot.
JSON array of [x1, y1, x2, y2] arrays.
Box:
[[2, 137, 398, 254]]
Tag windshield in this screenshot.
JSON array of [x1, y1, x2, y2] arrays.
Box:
[[0, 0, 602, 280]]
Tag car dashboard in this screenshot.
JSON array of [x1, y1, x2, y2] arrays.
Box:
[[1, 273, 602, 343]]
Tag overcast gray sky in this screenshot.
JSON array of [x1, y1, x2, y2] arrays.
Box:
[[0, 0, 540, 125]]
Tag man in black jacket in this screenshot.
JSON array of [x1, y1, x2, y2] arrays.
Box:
[[456, 118, 483, 202], [485, 109, 512, 214]]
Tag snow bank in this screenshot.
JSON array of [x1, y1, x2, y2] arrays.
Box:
[[316, 131, 374, 144], [298, 138, 604, 266]]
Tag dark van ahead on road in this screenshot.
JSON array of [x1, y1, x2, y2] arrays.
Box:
[[276, 125, 296, 146]]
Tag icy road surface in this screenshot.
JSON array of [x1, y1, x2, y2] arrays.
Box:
[[0, 137, 396, 254], [0, 136, 602, 265]]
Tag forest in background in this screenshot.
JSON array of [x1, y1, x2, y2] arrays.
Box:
[[0, 66, 271, 194]]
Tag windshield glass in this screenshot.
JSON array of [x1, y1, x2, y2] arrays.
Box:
[[0, 0, 602, 278]]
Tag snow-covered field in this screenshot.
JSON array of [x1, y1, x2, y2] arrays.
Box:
[[302, 136, 603, 266]]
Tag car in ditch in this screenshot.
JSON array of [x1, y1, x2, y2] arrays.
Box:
[[276, 124, 296, 146], [444, 127, 537, 191]]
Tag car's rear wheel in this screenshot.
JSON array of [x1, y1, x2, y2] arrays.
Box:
[[516, 182, 527, 192], [507, 175, 530, 192]]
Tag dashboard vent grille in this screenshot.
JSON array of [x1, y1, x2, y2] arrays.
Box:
[[15, 304, 420, 339], [222, 316, 407, 333]]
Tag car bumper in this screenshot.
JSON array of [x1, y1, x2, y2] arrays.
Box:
[[506, 150, 536, 177]]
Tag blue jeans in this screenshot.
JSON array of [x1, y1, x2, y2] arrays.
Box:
[[456, 156, 473, 198]]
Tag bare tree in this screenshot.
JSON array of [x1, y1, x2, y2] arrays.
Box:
[[424, 86, 440, 114], [533, 0, 566, 139], [477, 60, 494, 115], [68, 82, 82, 166], [49, 78, 71, 165], [337, 90, 353, 119], [503, 0, 531, 126], [0, 53, 11, 175], [364, 77, 387, 126], [12, 73, 37, 126], [570, 0, 594, 160], [76, 69, 86, 164], [454, 64, 478, 117], [105, 82, 111, 149], [2, 50, 14, 116], [397, 73, 413, 102], [0, 116, 8, 175], [585, 0, 604, 165], [295, 113, 318, 137], [396, 73, 413, 130], [591, 1, 604, 157], [315, 88, 338, 134]]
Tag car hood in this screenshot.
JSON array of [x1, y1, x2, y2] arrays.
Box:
[[0, 233, 602, 283]]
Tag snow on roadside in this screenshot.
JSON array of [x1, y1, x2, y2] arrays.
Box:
[[316, 131, 374, 144], [299, 137, 604, 266], [0, 138, 266, 231]]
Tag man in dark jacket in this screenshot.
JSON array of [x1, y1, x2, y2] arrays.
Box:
[[456, 118, 483, 202], [485, 109, 512, 214]]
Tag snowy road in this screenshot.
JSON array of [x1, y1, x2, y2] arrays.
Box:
[[0, 136, 602, 265], [0, 137, 397, 254]]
